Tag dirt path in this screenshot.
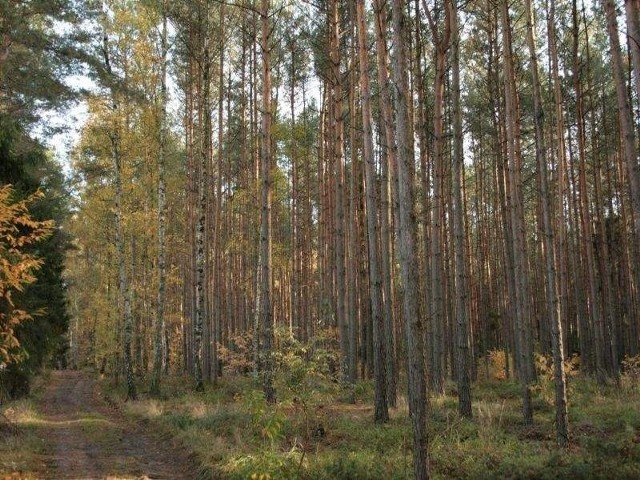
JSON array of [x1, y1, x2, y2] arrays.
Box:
[[35, 371, 194, 479]]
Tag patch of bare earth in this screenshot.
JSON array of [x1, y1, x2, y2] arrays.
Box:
[[35, 371, 194, 479]]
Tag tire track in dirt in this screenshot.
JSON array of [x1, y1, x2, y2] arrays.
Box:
[[37, 371, 194, 479]]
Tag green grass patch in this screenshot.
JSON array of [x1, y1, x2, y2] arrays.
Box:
[[100, 370, 640, 479]]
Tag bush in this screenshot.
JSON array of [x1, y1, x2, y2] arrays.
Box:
[[622, 355, 640, 390]]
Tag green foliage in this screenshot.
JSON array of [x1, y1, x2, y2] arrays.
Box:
[[275, 327, 339, 392], [164, 411, 195, 431], [0, 0, 98, 124], [105, 372, 640, 480], [243, 388, 288, 446], [222, 448, 303, 480], [316, 452, 404, 480]]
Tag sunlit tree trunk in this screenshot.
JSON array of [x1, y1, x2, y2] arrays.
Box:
[[326, 0, 349, 380], [346, 11, 360, 386]]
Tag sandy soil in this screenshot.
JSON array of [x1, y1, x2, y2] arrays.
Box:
[[35, 370, 194, 479]]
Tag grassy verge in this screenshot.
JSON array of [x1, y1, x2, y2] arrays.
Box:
[[0, 373, 49, 479], [102, 367, 640, 480]]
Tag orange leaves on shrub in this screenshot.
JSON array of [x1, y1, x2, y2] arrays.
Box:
[[0, 185, 54, 365]]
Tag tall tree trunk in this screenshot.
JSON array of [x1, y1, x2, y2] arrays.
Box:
[[103, 32, 136, 401], [391, 0, 429, 477], [547, 0, 571, 362], [525, 0, 569, 445], [346, 12, 360, 386], [327, 0, 349, 380], [112, 125, 136, 401], [450, 0, 472, 418], [422, 0, 451, 395], [259, 0, 275, 404], [500, 0, 534, 424], [617, 0, 640, 359], [356, 0, 388, 423], [626, 0, 640, 106], [289, 32, 300, 341], [373, 0, 398, 408], [150, 4, 168, 396], [211, 1, 226, 383], [193, 32, 210, 393], [574, 0, 606, 382], [605, 0, 640, 285], [486, 4, 515, 380]]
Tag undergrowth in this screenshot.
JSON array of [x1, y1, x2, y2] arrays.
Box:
[[103, 350, 640, 479]]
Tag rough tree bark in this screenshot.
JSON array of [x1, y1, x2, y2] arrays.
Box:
[[422, 0, 451, 396], [356, 0, 388, 423], [450, 0, 472, 418], [605, 1, 640, 344], [327, 0, 349, 381], [499, 0, 534, 424], [391, 0, 430, 477], [525, 0, 569, 444], [373, 0, 398, 409], [259, 0, 275, 404]]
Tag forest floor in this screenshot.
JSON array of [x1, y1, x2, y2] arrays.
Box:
[[0, 370, 195, 479], [2, 364, 640, 479], [97, 362, 640, 480], [104, 362, 640, 479]]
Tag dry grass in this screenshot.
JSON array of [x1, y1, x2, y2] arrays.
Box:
[[105, 370, 640, 479], [5, 361, 640, 479], [0, 399, 45, 479]]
